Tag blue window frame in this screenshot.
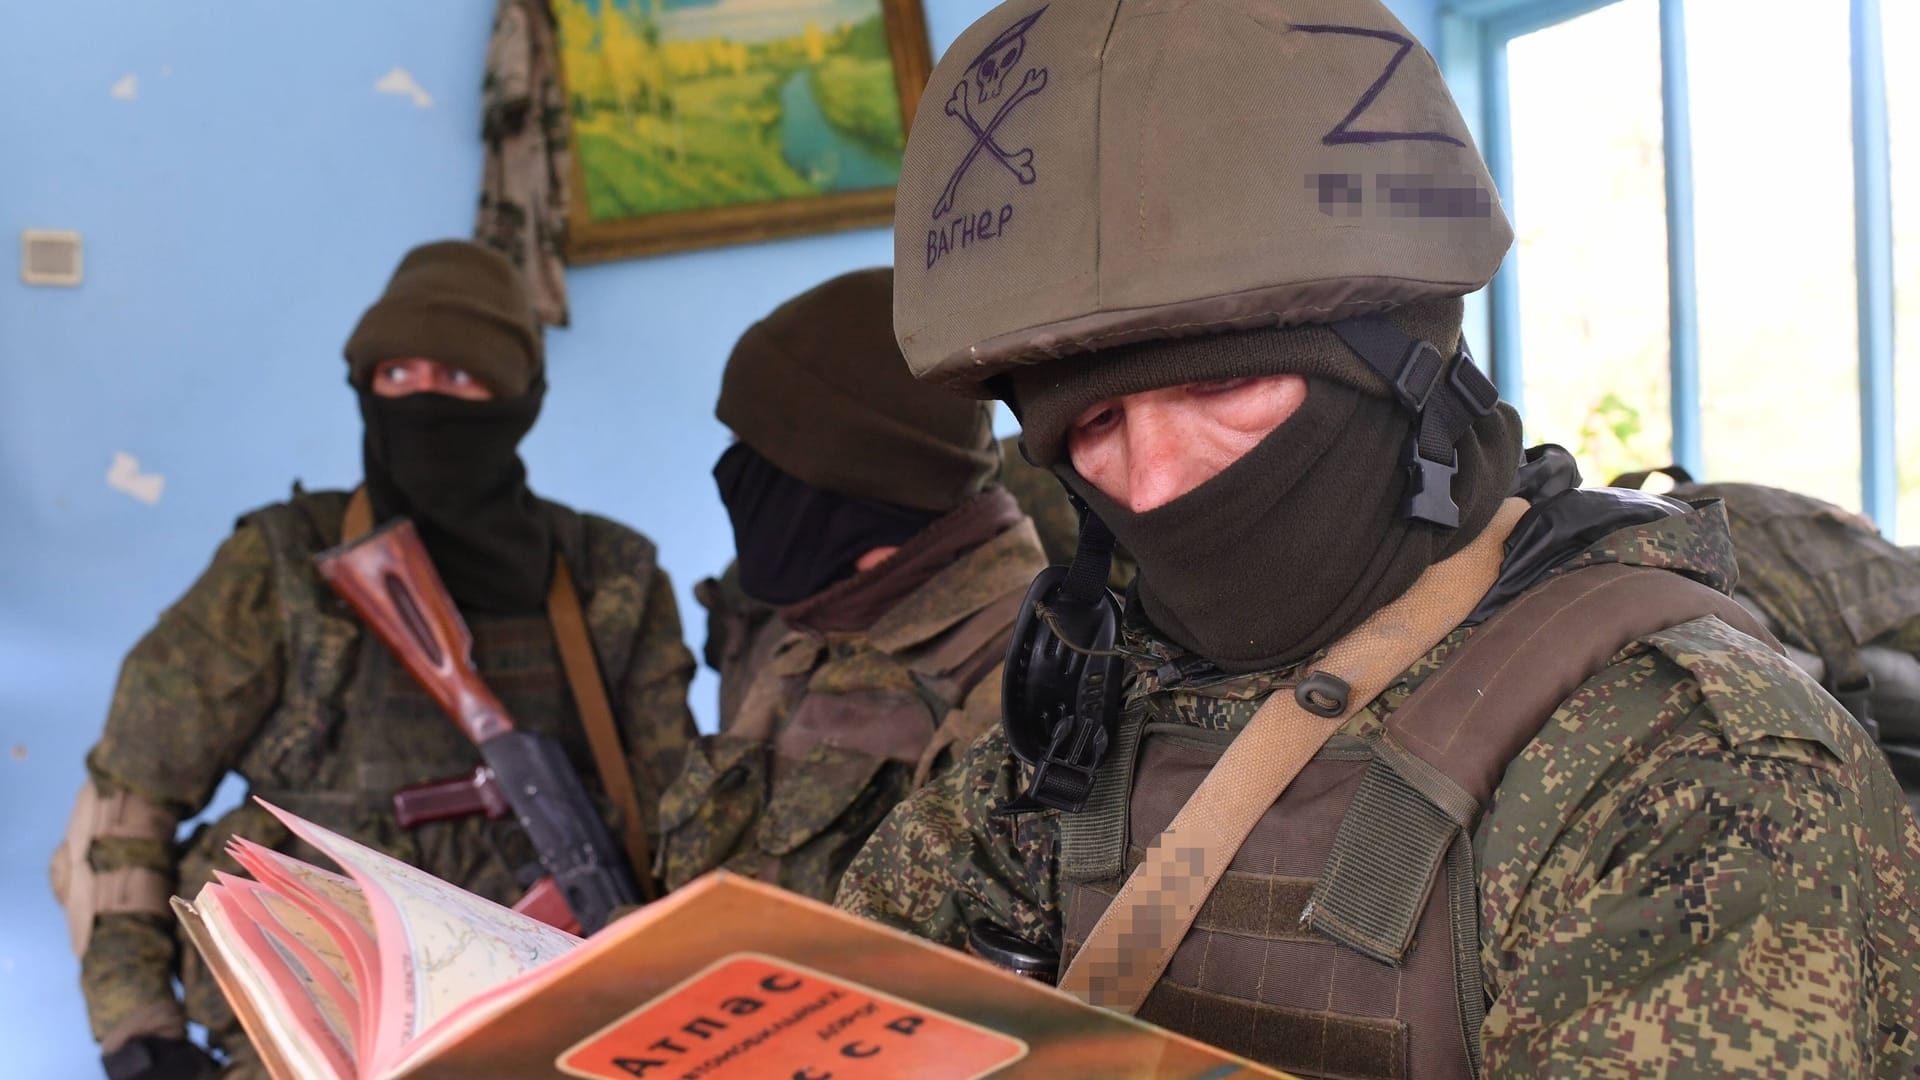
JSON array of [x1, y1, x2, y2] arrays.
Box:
[[1439, 0, 1901, 533]]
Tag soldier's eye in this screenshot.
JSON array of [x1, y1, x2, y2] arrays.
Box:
[[382, 365, 411, 383], [448, 370, 473, 385], [1072, 403, 1120, 437]]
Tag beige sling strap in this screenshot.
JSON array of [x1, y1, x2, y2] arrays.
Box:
[[1058, 497, 1529, 1013], [342, 488, 658, 901], [342, 486, 374, 545]]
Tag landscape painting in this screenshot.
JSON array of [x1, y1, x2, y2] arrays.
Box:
[[555, 0, 932, 261]]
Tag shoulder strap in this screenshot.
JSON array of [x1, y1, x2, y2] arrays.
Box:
[[1307, 562, 1783, 972], [342, 487, 373, 543], [1609, 464, 1695, 490], [1387, 561, 1780, 809], [1057, 497, 1529, 1013], [345, 486, 658, 900], [548, 555, 658, 902]]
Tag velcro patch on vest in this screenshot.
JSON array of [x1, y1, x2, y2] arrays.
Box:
[[1073, 850, 1318, 943], [1138, 980, 1406, 1080], [1310, 760, 1457, 965]]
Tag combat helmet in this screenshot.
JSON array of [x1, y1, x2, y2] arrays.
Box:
[[894, 0, 1520, 818], [894, 0, 1511, 397]]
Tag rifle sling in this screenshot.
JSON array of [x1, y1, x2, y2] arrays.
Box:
[[343, 487, 658, 902], [1057, 497, 1528, 1013]]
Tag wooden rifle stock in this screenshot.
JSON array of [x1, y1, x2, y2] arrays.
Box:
[[314, 518, 641, 933], [314, 520, 512, 745]]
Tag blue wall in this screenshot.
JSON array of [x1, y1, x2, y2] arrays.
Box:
[[0, 0, 1435, 1071]]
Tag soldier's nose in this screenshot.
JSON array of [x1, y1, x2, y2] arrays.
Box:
[[1122, 404, 1193, 513]]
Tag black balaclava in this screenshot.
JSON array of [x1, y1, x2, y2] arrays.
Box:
[[713, 441, 939, 606], [358, 386, 553, 614], [1059, 379, 1521, 672], [1012, 297, 1524, 674]]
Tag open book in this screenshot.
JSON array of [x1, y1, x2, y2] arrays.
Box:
[[176, 801, 1288, 1079]]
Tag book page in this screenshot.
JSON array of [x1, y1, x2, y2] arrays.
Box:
[[194, 886, 354, 1080], [231, 839, 383, 1046], [223, 876, 361, 1062], [258, 800, 580, 1074]]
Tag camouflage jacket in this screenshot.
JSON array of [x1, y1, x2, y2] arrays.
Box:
[[662, 488, 1048, 903], [76, 486, 696, 1069], [475, 0, 570, 326], [838, 500, 1920, 1077]]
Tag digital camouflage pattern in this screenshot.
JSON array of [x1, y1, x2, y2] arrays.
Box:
[[475, 0, 570, 326], [78, 486, 696, 1076], [839, 505, 1920, 1077], [662, 503, 1047, 903], [1666, 482, 1920, 703]]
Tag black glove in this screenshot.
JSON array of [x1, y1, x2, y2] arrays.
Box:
[[101, 1036, 219, 1080]]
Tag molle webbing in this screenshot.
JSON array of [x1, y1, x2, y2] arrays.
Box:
[[1060, 735, 1461, 1080], [1058, 699, 1152, 884], [344, 487, 655, 893], [1060, 561, 1784, 1079], [1059, 497, 1529, 1014]]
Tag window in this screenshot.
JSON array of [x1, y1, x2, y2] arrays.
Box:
[[1688, 0, 1859, 509], [1891, 0, 1919, 539], [1443, 0, 1903, 531], [1506, 0, 1671, 486]]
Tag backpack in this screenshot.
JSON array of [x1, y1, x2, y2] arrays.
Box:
[[1613, 467, 1920, 804]]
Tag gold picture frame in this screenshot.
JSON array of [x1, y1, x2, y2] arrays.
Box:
[[556, 0, 933, 264]]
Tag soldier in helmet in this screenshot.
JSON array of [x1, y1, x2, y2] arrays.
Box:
[[661, 268, 1049, 902], [837, 2, 1920, 1076], [51, 241, 698, 1079]]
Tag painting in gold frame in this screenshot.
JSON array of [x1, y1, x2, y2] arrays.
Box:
[[555, 0, 933, 262]]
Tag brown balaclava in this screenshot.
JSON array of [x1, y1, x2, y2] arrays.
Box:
[[713, 268, 1002, 606], [344, 241, 552, 614], [718, 267, 998, 513]]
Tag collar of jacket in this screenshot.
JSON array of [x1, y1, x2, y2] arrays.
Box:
[[780, 486, 1034, 642]]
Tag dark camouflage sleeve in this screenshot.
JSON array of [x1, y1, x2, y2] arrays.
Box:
[[1478, 647, 1920, 1077], [611, 567, 699, 856], [81, 523, 286, 1043], [834, 725, 1062, 952]]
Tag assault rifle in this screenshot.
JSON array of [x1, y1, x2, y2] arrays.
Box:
[[315, 519, 640, 934]]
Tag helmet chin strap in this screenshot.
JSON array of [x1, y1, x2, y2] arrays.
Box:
[[1326, 318, 1501, 528], [991, 380, 1129, 815], [987, 316, 1501, 815]]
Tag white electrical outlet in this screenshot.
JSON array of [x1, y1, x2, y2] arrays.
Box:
[[22, 230, 83, 287]]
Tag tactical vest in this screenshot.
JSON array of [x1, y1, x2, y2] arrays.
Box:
[[663, 519, 1046, 896], [1059, 564, 1779, 1079], [175, 488, 655, 907]]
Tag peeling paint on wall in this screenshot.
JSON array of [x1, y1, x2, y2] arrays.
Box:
[[374, 67, 433, 108], [106, 452, 165, 505], [111, 74, 137, 101]]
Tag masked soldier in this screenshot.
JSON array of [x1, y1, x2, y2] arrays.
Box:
[[838, 2, 1920, 1076], [52, 241, 698, 1079], [663, 267, 1048, 902]]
